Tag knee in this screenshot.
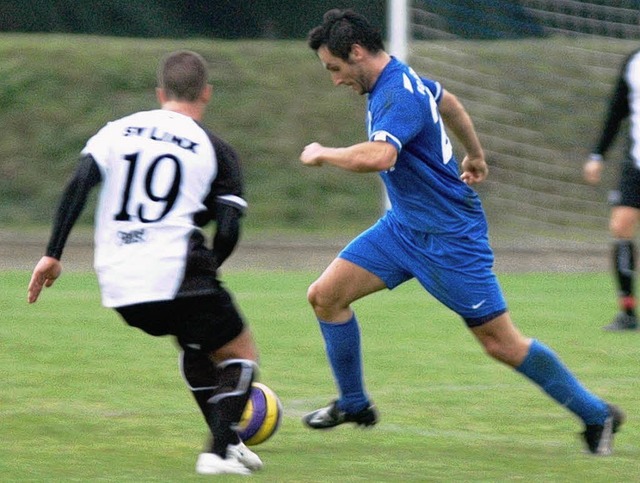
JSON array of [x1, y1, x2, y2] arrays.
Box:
[[609, 219, 627, 238], [609, 213, 636, 239], [307, 280, 346, 320], [307, 280, 328, 311]]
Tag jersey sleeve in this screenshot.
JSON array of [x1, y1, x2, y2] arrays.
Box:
[[421, 76, 443, 104], [46, 155, 102, 259], [192, 130, 248, 228], [369, 75, 437, 152], [81, 122, 116, 169], [210, 135, 247, 211], [592, 55, 633, 157], [202, 133, 246, 267]]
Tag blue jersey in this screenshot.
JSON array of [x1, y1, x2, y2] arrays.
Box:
[[367, 57, 486, 235]]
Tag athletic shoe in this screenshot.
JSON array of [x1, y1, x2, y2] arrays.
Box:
[[227, 442, 263, 471], [195, 452, 251, 476], [582, 404, 626, 455], [302, 399, 378, 429], [603, 312, 638, 331]]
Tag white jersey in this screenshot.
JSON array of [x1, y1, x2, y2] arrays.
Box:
[[81, 109, 246, 307]]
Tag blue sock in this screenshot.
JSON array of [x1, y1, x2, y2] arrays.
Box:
[[516, 340, 608, 425], [318, 315, 369, 413]]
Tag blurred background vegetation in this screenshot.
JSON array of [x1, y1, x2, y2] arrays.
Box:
[[0, 1, 637, 246], [0, 35, 378, 233], [0, 1, 387, 39]]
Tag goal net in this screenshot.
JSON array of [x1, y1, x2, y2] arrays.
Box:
[[407, 1, 640, 252]]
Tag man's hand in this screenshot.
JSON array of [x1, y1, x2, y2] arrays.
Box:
[[28, 256, 62, 304], [300, 142, 326, 167], [460, 154, 488, 185], [583, 158, 603, 185]]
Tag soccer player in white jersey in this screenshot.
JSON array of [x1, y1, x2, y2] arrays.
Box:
[[28, 50, 262, 476], [299, 9, 624, 455], [584, 47, 640, 331]]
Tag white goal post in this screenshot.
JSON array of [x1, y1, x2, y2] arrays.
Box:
[[387, 0, 409, 62], [381, 0, 410, 211]]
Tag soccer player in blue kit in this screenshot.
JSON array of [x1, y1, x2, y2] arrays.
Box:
[[299, 9, 625, 455]]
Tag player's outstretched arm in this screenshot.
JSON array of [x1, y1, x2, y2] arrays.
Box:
[[28, 256, 62, 303], [27, 156, 100, 304], [300, 141, 396, 173]]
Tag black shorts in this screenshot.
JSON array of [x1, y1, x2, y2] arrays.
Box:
[[613, 162, 640, 208], [115, 289, 245, 352]]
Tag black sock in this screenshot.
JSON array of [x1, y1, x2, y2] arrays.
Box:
[[613, 239, 636, 316], [180, 348, 241, 448]]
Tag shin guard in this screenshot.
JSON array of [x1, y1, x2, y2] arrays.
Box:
[[208, 359, 257, 456]]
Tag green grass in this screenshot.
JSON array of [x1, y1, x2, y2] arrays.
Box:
[[2, 269, 639, 481]]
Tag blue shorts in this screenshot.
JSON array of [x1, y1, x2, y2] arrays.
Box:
[[339, 214, 507, 327]]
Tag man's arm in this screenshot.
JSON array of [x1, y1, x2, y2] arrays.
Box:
[[584, 67, 630, 185], [46, 155, 102, 259], [438, 90, 487, 185], [593, 70, 630, 159], [211, 202, 242, 268], [28, 155, 101, 303], [300, 140, 397, 173], [203, 133, 247, 268]]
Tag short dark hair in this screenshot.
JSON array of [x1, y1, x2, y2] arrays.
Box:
[[157, 50, 208, 102], [307, 9, 384, 60]]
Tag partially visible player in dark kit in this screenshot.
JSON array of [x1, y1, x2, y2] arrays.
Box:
[[584, 47, 640, 331], [28, 50, 262, 476]]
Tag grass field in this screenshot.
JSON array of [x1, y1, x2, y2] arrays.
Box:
[[2, 269, 639, 482]]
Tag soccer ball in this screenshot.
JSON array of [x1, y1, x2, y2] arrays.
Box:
[[237, 382, 283, 446]]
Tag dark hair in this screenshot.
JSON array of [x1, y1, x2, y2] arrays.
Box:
[[307, 9, 384, 60], [157, 50, 208, 102]]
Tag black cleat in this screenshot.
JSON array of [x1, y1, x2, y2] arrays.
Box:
[[603, 312, 638, 331], [582, 404, 626, 455], [302, 400, 379, 429]]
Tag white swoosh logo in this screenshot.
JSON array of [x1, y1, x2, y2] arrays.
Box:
[[471, 299, 486, 310]]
